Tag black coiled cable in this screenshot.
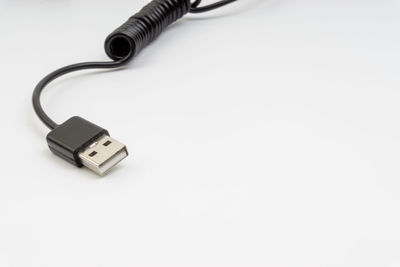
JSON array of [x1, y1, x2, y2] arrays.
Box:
[[33, 0, 238, 130], [105, 0, 191, 60]]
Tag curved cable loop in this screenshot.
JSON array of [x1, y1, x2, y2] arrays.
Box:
[[33, 54, 133, 130], [33, 0, 237, 130], [190, 0, 238, 13]]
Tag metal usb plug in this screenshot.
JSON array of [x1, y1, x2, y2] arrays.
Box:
[[46, 116, 128, 176], [79, 135, 128, 176]]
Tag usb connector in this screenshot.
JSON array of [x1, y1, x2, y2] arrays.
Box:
[[79, 135, 128, 175], [46, 116, 128, 175]]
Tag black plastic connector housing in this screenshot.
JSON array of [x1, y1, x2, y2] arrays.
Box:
[[47, 116, 108, 167]]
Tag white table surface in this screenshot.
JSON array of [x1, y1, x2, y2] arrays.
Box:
[[1, 0, 400, 266]]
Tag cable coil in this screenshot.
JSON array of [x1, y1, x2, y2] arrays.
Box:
[[105, 0, 191, 60]]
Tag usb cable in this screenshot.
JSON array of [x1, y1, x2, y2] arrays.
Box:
[[32, 0, 238, 175]]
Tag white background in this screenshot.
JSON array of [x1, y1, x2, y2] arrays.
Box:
[[1, 0, 400, 266]]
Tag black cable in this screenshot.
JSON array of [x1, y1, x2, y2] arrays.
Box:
[[33, 0, 238, 130], [33, 56, 133, 130], [32, 0, 238, 175], [190, 0, 237, 13]]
